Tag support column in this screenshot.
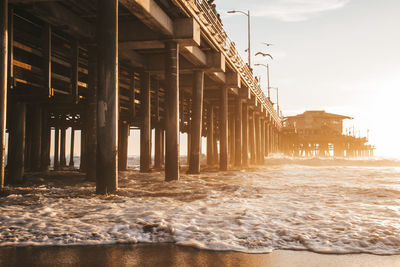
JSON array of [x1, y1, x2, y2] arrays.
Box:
[[7, 102, 25, 184], [96, 0, 118, 193], [269, 124, 273, 155], [242, 103, 248, 167], [60, 126, 66, 167], [0, 0, 7, 188], [165, 41, 179, 181], [53, 119, 60, 170], [40, 108, 49, 171], [229, 114, 235, 165], [30, 106, 42, 171], [219, 86, 228, 171], [154, 79, 162, 169], [234, 96, 242, 167], [188, 70, 204, 174], [261, 118, 265, 164], [118, 121, 128, 171], [69, 127, 75, 167], [254, 114, 260, 164], [206, 105, 214, 166], [249, 110, 256, 164], [140, 72, 151, 172], [265, 120, 269, 157], [80, 127, 87, 171], [86, 45, 97, 180]]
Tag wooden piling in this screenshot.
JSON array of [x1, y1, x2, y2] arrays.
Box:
[[60, 126, 66, 167], [71, 40, 79, 104], [86, 45, 97, 180], [234, 97, 242, 167], [188, 70, 204, 174], [229, 114, 235, 165], [0, 0, 8, 188], [69, 127, 75, 167], [40, 108, 49, 171], [207, 105, 214, 166], [154, 80, 162, 169], [96, 0, 118, 193], [219, 86, 228, 171], [118, 121, 128, 171], [242, 102, 248, 166], [53, 120, 60, 171], [254, 114, 260, 163], [165, 41, 180, 181], [140, 72, 151, 173], [260, 117, 265, 164], [249, 110, 255, 164], [31, 107, 42, 171], [8, 102, 26, 184]]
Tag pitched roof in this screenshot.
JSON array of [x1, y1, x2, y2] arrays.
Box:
[[286, 110, 353, 120]]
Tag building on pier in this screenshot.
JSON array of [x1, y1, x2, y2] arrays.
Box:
[[281, 110, 374, 157], [0, 0, 282, 193]]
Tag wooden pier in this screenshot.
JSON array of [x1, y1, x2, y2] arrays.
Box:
[[281, 111, 374, 158], [0, 0, 282, 193]]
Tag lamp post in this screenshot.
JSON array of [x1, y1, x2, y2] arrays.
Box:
[[227, 10, 251, 67], [270, 87, 279, 117], [254, 63, 270, 98]]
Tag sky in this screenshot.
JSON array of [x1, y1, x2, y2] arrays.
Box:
[[215, 0, 400, 158]]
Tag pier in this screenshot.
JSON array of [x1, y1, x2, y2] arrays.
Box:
[[0, 0, 282, 193], [281, 111, 374, 158]]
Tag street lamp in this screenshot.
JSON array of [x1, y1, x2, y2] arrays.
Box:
[[254, 63, 270, 98], [270, 87, 279, 116], [227, 9, 251, 67]]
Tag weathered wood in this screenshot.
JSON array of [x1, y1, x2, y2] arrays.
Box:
[[188, 70, 204, 174], [265, 120, 269, 157], [40, 108, 49, 171], [234, 96, 242, 167], [128, 74, 135, 123], [229, 114, 235, 165], [140, 71, 151, 172], [249, 111, 255, 164], [60, 126, 66, 167], [7, 102, 25, 184], [164, 41, 179, 181], [260, 118, 265, 164], [53, 119, 60, 170], [219, 86, 228, 171], [154, 80, 162, 169], [71, 40, 79, 104], [42, 23, 52, 98], [242, 103, 248, 167], [7, 7, 13, 89], [86, 45, 97, 180], [254, 114, 260, 164], [96, 0, 118, 193], [206, 105, 214, 166], [80, 128, 86, 171], [118, 121, 128, 171], [69, 127, 75, 167], [31, 106, 42, 170]]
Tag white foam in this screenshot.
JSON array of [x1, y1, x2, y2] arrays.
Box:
[[1, 162, 400, 255]]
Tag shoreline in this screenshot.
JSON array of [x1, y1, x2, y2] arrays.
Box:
[[1, 243, 400, 267]]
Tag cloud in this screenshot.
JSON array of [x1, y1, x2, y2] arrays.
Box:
[[223, 0, 350, 22]]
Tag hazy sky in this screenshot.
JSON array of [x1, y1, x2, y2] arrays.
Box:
[[216, 0, 400, 158]]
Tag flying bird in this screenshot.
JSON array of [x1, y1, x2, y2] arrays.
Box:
[[255, 52, 273, 59], [262, 42, 274, 46]]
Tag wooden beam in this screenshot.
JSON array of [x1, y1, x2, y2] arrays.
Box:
[[0, 0, 7, 189]]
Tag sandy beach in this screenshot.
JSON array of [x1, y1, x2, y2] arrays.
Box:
[[1, 243, 400, 267]]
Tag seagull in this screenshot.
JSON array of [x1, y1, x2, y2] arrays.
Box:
[[255, 52, 273, 59], [262, 42, 274, 46]]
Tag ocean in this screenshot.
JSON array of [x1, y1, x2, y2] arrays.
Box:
[[1, 156, 400, 255]]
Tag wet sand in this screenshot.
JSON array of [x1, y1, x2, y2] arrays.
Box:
[[1, 243, 400, 267]]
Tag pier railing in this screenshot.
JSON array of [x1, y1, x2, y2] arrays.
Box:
[[177, 0, 281, 127]]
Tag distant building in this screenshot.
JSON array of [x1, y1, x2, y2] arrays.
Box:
[[282, 110, 374, 157]]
